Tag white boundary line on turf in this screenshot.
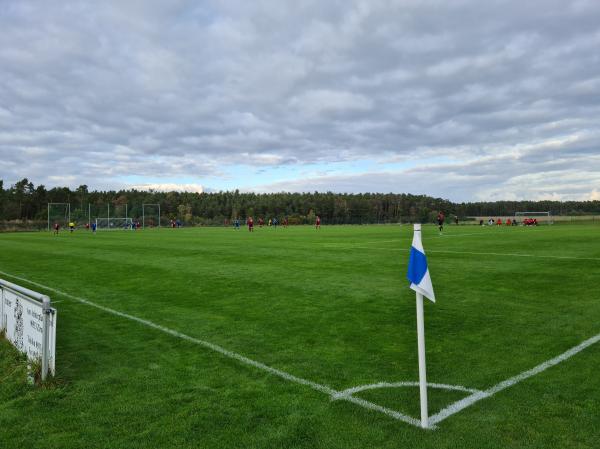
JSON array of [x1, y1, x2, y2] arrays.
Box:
[[341, 246, 600, 262], [2, 269, 599, 429], [332, 381, 483, 400], [428, 332, 600, 425], [0, 270, 420, 428], [426, 249, 600, 261], [321, 229, 533, 247], [433, 231, 497, 238]]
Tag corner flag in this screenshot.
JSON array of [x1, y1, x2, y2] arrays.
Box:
[[406, 223, 435, 428], [407, 223, 435, 302]]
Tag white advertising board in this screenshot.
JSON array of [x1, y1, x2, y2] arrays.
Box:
[[1, 282, 56, 376]]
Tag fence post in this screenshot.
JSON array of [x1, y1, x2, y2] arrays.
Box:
[[41, 296, 51, 381]]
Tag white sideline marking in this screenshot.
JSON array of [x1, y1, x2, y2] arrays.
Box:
[[321, 230, 514, 248], [426, 249, 600, 262], [2, 269, 599, 429], [321, 239, 400, 247], [341, 394, 423, 428], [428, 332, 600, 426], [343, 246, 600, 262], [0, 270, 420, 428], [435, 232, 493, 238]]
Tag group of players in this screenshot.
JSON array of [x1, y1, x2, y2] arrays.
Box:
[[233, 215, 321, 231], [53, 222, 80, 234], [436, 211, 541, 231], [482, 217, 537, 226], [53, 220, 143, 234]]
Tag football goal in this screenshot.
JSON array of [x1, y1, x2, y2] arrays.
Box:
[[514, 211, 553, 224], [142, 203, 161, 229], [47, 203, 71, 231]]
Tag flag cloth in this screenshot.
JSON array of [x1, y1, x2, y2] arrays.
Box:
[[407, 224, 436, 302]]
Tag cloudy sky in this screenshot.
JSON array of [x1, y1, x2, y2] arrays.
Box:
[[1, 0, 600, 201]]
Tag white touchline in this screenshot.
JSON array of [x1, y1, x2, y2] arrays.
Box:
[[344, 246, 600, 262], [0, 270, 420, 428], [428, 332, 600, 426], [433, 232, 495, 238], [1, 268, 598, 429], [426, 249, 600, 262]]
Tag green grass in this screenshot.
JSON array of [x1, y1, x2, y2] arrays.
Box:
[[1, 224, 599, 448]]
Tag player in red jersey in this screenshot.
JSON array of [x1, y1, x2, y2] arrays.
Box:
[[315, 215, 321, 229], [247, 216, 254, 232], [437, 211, 445, 233], [53, 223, 60, 235], [258, 217, 264, 228]]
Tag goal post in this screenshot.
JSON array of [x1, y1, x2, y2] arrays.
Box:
[[142, 204, 161, 229], [47, 203, 71, 231], [514, 211, 553, 224]]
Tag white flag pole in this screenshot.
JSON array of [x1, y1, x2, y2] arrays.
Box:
[[415, 291, 429, 428]]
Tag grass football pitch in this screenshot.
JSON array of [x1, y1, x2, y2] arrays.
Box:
[[1, 224, 599, 448]]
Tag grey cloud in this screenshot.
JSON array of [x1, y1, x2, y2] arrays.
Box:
[[0, 0, 599, 198], [252, 131, 600, 201]]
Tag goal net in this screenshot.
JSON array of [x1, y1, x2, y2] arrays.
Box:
[[142, 204, 161, 229], [48, 203, 71, 231], [95, 217, 134, 230], [514, 211, 553, 224]]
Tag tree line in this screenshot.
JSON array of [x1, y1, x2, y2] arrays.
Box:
[[1, 178, 599, 228]]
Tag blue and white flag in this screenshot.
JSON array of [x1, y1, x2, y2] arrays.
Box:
[[407, 224, 436, 302]]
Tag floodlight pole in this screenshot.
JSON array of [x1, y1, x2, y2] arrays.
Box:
[[416, 292, 429, 428], [88, 203, 91, 227]]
